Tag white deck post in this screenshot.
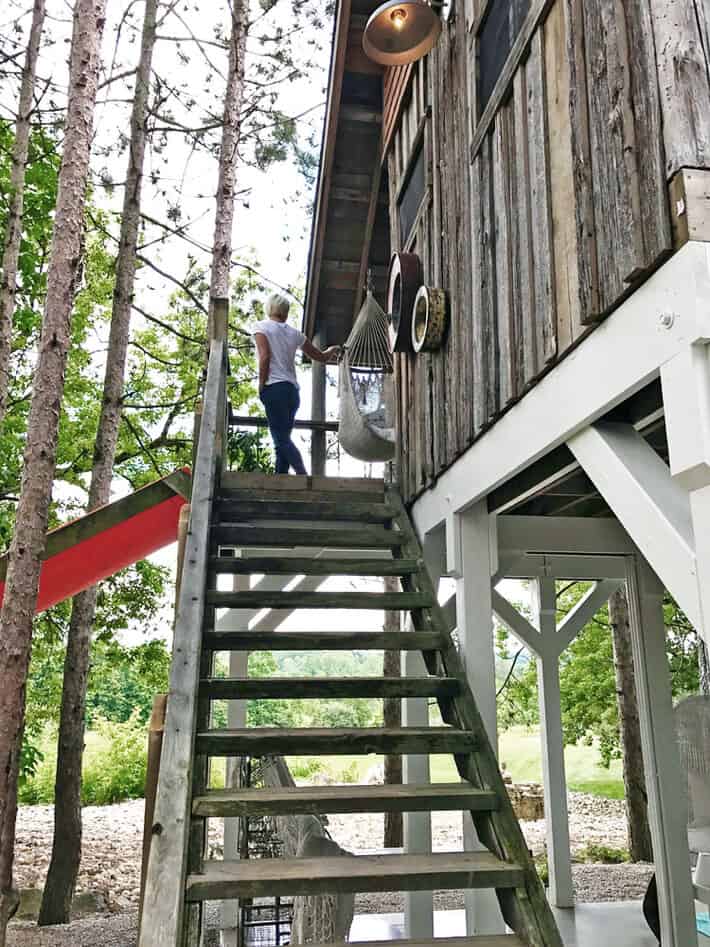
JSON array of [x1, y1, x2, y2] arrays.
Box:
[[402, 532, 442, 938], [661, 342, 710, 648], [451, 502, 506, 935], [532, 579, 575, 908], [625, 553, 696, 947]]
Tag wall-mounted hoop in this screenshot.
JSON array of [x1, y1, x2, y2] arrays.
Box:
[[387, 251, 423, 352], [411, 284, 448, 352]]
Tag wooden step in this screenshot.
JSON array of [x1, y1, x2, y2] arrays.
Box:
[[220, 472, 384, 495], [199, 675, 460, 700], [195, 726, 477, 757], [215, 498, 394, 523], [286, 938, 523, 947], [208, 555, 418, 576], [211, 524, 402, 549], [201, 630, 444, 652], [192, 782, 499, 817], [205, 590, 433, 610], [186, 851, 524, 901]]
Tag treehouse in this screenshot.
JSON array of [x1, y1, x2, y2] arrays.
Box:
[[302, 0, 710, 944]]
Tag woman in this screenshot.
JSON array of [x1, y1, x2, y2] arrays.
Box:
[[253, 293, 339, 475]]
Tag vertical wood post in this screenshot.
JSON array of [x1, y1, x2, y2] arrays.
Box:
[[625, 553, 696, 946], [532, 579, 574, 908], [175, 504, 191, 622], [310, 332, 327, 476], [450, 502, 505, 936], [139, 693, 167, 923]]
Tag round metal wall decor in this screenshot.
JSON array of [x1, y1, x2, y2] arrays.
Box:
[[411, 284, 447, 352], [387, 251, 423, 352]]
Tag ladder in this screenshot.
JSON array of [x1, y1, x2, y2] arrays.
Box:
[[139, 327, 562, 947]]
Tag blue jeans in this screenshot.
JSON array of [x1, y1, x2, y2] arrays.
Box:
[[260, 382, 307, 475]]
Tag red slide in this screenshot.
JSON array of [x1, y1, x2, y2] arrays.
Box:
[[0, 470, 190, 614]]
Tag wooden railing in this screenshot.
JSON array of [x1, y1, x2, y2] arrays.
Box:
[[138, 300, 229, 946]]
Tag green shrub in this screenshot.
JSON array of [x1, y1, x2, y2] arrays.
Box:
[[576, 843, 630, 864], [288, 757, 325, 780], [19, 716, 148, 806]]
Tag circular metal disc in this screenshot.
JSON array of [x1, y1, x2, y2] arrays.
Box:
[[363, 0, 442, 66]]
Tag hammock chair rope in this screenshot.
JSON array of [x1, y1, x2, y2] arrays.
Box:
[[338, 290, 395, 463]]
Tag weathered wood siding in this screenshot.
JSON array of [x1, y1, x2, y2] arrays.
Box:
[[386, 0, 689, 502]]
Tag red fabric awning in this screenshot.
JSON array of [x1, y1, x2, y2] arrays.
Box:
[[0, 471, 190, 614]]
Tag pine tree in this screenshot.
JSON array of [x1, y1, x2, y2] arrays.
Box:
[[0, 0, 46, 425], [37, 0, 159, 925], [0, 2, 106, 940]]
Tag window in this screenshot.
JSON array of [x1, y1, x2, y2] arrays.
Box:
[[398, 145, 426, 246], [478, 0, 530, 112]]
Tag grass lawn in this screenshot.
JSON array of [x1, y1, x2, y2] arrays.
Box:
[[281, 727, 624, 800]]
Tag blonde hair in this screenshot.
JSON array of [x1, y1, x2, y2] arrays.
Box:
[[266, 292, 290, 321]]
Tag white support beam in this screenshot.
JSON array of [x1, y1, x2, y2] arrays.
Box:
[[556, 580, 621, 652], [412, 241, 710, 538], [625, 555, 696, 946], [532, 579, 574, 908], [568, 422, 701, 629], [497, 516, 635, 559], [451, 502, 505, 936], [662, 342, 710, 646], [492, 589, 545, 658], [497, 553, 629, 581]]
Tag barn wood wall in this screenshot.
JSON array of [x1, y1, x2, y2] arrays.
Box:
[[385, 0, 702, 503]]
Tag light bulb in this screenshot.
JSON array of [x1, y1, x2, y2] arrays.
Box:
[[390, 7, 407, 29]]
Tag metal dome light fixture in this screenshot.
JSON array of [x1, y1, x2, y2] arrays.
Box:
[[362, 0, 442, 66]]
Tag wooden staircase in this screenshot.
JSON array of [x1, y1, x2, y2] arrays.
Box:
[[138, 322, 561, 946]]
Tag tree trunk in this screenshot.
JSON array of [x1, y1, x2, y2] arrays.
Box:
[[38, 0, 158, 925], [0, 3, 106, 942], [383, 575, 403, 849], [609, 587, 653, 863], [0, 0, 46, 425], [698, 636, 710, 696], [207, 0, 248, 315]]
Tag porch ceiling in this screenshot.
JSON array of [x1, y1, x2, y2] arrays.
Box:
[[303, 0, 391, 347], [488, 380, 667, 518]]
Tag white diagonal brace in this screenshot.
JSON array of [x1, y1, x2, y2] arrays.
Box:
[[556, 579, 621, 654], [568, 422, 701, 629], [492, 589, 545, 659]]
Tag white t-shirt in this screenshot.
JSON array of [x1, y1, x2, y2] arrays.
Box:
[[253, 319, 306, 388]]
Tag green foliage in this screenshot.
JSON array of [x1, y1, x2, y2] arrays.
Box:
[[288, 757, 326, 780], [19, 716, 148, 805], [496, 582, 705, 769], [575, 843, 630, 864]]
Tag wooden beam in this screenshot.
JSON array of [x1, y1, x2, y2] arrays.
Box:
[[670, 167, 710, 247], [208, 556, 415, 576], [201, 630, 444, 652], [228, 413, 338, 432], [205, 590, 431, 609], [199, 675, 460, 700], [211, 524, 402, 549]]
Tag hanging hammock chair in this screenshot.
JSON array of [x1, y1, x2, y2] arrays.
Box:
[[338, 289, 396, 463]]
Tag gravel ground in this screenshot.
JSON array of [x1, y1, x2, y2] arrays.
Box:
[[9, 792, 655, 945]]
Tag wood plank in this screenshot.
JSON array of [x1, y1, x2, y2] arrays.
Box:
[[186, 851, 524, 901], [195, 726, 478, 757], [215, 498, 394, 523], [562, 0, 599, 325], [582, 0, 642, 310], [511, 69, 536, 388], [481, 134, 499, 423], [219, 488, 387, 506], [220, 471, 384, 494], [492, 108, 515, 406], [139, 341, 225, 946], [272, 939, 523, 947], [526, 29, 557, 366], [199, 676, 461, 701], [471, 151, 487, 435], [208, 556, 417, 576], [205, 590, 433, 610], [192, 783, 499, 818], [648, 0, 710, 179], [210, 525, 402, 549], [669, 167, 710, 246], [625, 0, 672, 269], [201, 630, 444, 652], [544, 0, 578, 353]]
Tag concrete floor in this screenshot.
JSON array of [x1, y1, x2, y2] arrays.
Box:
[[350, 903, 710, 946]]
